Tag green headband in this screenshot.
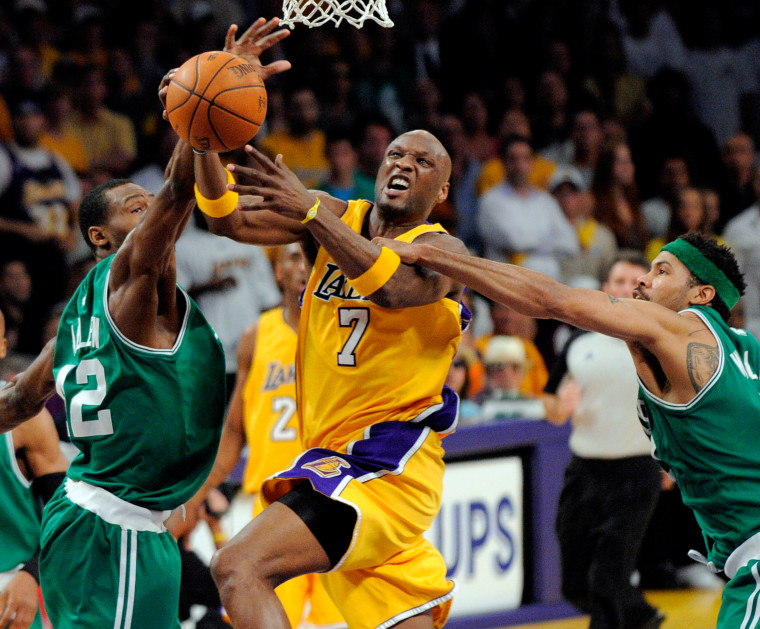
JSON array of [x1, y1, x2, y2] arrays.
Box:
[[661, 239, 740, 310]]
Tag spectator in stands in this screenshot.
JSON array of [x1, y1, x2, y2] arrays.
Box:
[[475, 299, 549, 399], [260, 86, 329, 189], [69, 64, 137, 177], [39, 83, 89, 176], [176, 208, 281, 398], [478, 109, 557, 196], [434, 114, 481, 251], [353, 111, 394, 201], [318, 60, 359, 135], [544, 252, 663, 629], [460, 91, 497, 164], [592, 139, 647, 251], [543, 109, 605, 192], [319, 131, 363, 203], [717, 133, 757, 230], [722, 163, 760, 340], [641, 155, 691, 240], [0, 98, 81, 316], [3, 45, 47, 108], [701, 187, 722, 238], [531, 70, 573, 153], [477, 134, 579, 281], [62, 6, 108, 70], [475, 335, 546, 421], [445, 345, 481, 425], [405, 77, 444, 133], [0, 259, 34, 354], [550, 166, 617, 287], [353, 26, 407, 131], [646, 187, 717, 261]]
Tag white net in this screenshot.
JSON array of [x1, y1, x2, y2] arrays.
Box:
[[281, 0, 394, 28]]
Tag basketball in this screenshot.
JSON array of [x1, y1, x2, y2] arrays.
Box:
[[166, 50, 267, 153]]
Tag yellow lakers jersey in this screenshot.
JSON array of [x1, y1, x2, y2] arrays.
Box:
[[241, 308, 301, 495], [297, 200, 463, 451]]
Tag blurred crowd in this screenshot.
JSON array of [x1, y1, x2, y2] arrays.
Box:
[[2, 0, 760, 414]]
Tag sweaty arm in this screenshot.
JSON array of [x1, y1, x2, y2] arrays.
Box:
[[379, 242, 692, 345], [0, 340, 56, 433]]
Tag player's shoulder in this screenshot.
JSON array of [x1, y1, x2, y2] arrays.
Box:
[[413, 230, 469, 256]]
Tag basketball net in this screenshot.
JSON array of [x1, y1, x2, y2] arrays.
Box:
[[281, 0, 394, 28]]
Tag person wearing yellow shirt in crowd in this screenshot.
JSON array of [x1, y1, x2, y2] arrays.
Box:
[[39, 84, 90, 176], [477, 109, 557, 195], [259, 87, 329, 189], [474, 299, 548, 398], [550, 166, 618, 287]]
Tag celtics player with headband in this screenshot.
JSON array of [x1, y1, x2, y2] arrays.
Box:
[[0, 17, 291, 629], [177, 129, 471, 629], [375, 229, 760, 628]]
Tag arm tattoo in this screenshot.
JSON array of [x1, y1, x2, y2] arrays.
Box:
[[686, 342, 719, 393], [607, 294, 620, 304]]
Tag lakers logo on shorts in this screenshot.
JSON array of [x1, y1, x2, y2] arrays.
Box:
[[303, 456, 350, 478]]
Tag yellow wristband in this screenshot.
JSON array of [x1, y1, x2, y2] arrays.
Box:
[[212, 531, 228, 544], [194, 170, 238, 218], [301, 197, 320, 224], [349, 247, 401, 296]]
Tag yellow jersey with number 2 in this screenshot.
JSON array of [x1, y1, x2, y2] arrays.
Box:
[[241, 307, 300, 495]]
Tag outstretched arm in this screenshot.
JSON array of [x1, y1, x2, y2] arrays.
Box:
[[0, 340, 56, 433], [376, 241, 691, 346]]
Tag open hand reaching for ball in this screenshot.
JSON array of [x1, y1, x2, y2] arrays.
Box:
[[224, 17, 292, 81]]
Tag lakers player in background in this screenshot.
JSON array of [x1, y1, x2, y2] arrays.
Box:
[[0, 18, 291, 628], [180, 243, 346, 629], [170, 127, 470, 629], [0, 307, 68, 629]]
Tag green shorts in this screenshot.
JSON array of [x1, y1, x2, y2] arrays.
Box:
[[40, 480, 181, 629], [718, 559, 760, 628]]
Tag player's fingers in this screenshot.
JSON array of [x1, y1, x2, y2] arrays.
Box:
[[227, 163, 272, 184], [243, 145, 278, 173], [254, 27, 290, 52], [224, 24, 238, 51], [250, 17, 282, 41], [234, 17, 268, 47]]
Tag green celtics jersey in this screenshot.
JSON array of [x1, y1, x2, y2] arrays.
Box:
[[637, 305, 760, 567], [53, 256, 226, 511], [0, 421, 42, 571]]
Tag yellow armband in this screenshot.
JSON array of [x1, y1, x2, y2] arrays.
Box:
[[194, 169, 238, 218], [349, 246, 401, 296]]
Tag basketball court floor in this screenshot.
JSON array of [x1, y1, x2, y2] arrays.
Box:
[[507, 588, 722, 629]]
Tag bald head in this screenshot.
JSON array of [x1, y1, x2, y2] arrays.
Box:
[[400, 129, 452, 183]]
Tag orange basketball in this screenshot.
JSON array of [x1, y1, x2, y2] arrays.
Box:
[[166, 50, 267, 153]]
